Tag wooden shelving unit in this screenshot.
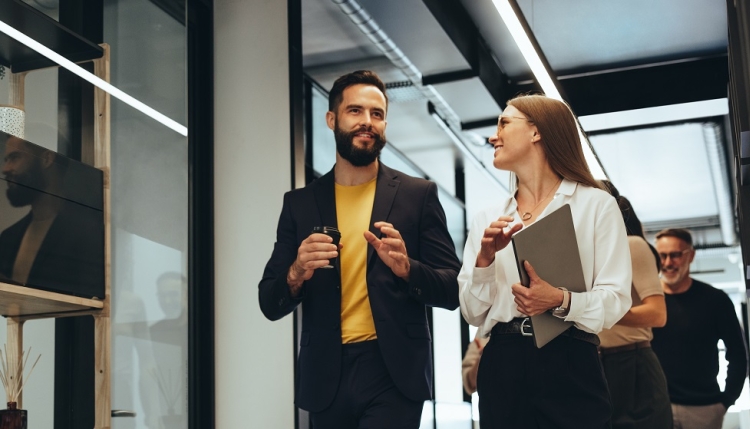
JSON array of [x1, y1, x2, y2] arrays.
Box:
[[1, 1, 112, 427], [0, 282, 104, 317]]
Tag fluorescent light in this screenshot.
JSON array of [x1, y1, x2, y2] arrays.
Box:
[[492, 0, 561, 101], [0, 20, 188, 137], [582, 137, 606, 179], [491, 0, 606, 180]]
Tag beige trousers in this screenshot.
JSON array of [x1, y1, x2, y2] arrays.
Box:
[[671, 403, 726, 429]]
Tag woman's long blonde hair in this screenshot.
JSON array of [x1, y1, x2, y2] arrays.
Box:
[[507, 94, 602, 190]]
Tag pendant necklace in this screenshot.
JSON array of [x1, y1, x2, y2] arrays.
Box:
[[520, 179, 561, 221]]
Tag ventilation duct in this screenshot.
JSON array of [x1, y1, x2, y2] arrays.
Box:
[[702, 122, 736, 246], [332, 0, 507, 191]]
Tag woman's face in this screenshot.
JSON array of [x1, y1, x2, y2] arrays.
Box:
[[488, 105, 539, 171]]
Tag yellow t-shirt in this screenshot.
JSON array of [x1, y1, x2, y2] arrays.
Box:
[[335, 178, 377, 344]]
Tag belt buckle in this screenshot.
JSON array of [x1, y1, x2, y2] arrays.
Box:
[[520, 317, 533, 337]]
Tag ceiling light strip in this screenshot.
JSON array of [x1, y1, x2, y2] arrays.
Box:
[[492, 0, 561, 101], [0, 20, 188, 137], [492, 0, 607, 180]]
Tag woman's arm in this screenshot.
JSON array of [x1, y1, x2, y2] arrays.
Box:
[[462, 337, 486, 395], [458, 213, 497, 327], [617, 236, 667, 328], [459, 210, 519, 327], [617, 295, 666, 327]]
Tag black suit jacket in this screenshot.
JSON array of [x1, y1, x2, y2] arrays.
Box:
[[259, 163, 461, 412], [0, 202, 104, 298]]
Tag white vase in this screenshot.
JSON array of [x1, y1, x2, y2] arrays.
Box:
[[0, 105, 25, 139]]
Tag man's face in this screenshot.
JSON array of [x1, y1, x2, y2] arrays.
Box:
[[2, 138, 45, 207], [157, 277, 187, 319], [327, 84, 387, 167], [655, 236, 694, 287]]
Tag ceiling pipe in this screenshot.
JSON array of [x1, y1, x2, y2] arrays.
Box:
[[702, 122, 737, 246], [331, 0, 508, 192]]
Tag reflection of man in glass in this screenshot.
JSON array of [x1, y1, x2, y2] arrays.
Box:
[[149, 272, 187, 428], [0, 135, 103, 296]]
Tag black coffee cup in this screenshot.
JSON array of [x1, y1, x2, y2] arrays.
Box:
[[312, 226, 341, 269]]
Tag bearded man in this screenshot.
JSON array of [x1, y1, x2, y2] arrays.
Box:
[[651, 228, 748, 429], [0, 134, 103, 298], [258, 70, 460, 428]]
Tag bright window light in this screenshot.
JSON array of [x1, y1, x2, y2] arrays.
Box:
[[0, 20, 188, 137], [491, 0, 606, 179], [580, 99, 729, 132]]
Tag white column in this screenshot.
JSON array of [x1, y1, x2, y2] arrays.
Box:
[[214, 0, 295, 427]]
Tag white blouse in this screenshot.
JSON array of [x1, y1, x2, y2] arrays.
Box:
[[459, 179, 632, 336]]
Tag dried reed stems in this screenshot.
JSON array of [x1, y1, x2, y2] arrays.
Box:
[[151, 366, 181, 415], [0, 344, 41, 404]]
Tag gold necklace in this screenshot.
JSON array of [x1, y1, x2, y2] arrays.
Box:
[[519, 179, 561, 221]]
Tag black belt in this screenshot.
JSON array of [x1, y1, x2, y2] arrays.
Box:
[[491, 317, 600, 346], [598, 340, 650, 356]]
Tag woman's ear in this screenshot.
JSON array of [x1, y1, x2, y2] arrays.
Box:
[[530, 127, 541, 144]]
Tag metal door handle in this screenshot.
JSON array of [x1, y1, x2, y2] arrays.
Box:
[[111, 410, 137, 418]]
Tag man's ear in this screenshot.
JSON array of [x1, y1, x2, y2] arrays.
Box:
[[326, 111, 336, 131], [39, 150, 56, 168]]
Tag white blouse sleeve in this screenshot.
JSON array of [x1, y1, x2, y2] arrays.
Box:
[[458, 213, 506, 327], [565, 197, 632, 333]]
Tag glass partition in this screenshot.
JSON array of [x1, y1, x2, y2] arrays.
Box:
[[0, 0, 189, 427], [105, 1, 188, 427]]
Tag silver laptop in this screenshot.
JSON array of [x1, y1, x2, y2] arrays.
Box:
[[511, 204, 587, 348]]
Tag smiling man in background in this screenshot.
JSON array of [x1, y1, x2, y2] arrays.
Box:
[[651, 228, 748, 429]]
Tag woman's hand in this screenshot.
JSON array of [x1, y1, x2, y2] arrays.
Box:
[[511, 261, 565, 316], [476, 216, 523, 267]]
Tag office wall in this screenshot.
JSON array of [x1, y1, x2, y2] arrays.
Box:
[[214, 0, 295, 428]]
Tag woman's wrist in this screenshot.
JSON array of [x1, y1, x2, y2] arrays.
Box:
[[475, 252, 495, 268]]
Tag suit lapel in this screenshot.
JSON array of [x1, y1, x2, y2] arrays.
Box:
[[367, 164, 400, 266], [312, 169, 342, 276], [312, 169, 338, 229]]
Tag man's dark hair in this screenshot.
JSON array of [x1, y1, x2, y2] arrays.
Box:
[[156, 271, 186, 286], [328, 70, 388, 113], [655, 228, 693, 247]]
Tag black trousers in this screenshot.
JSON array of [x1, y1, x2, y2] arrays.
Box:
[[310, 340, 423, 429], [477, 333, 612, 429], [601, 346, 672, 429]]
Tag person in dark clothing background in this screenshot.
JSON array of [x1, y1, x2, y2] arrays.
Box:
[[598, 182, 672, 429], [652, 228, 748, 429]]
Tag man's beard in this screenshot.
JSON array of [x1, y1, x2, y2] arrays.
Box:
[[334, 123, 386, 167], [5, 161, 45, 207]]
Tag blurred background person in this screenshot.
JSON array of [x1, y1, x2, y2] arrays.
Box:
[[461, 333, 489, 396], [652, 228, 748, 429], [599, 181, 671, 429], [0, 132, 103, 297]]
